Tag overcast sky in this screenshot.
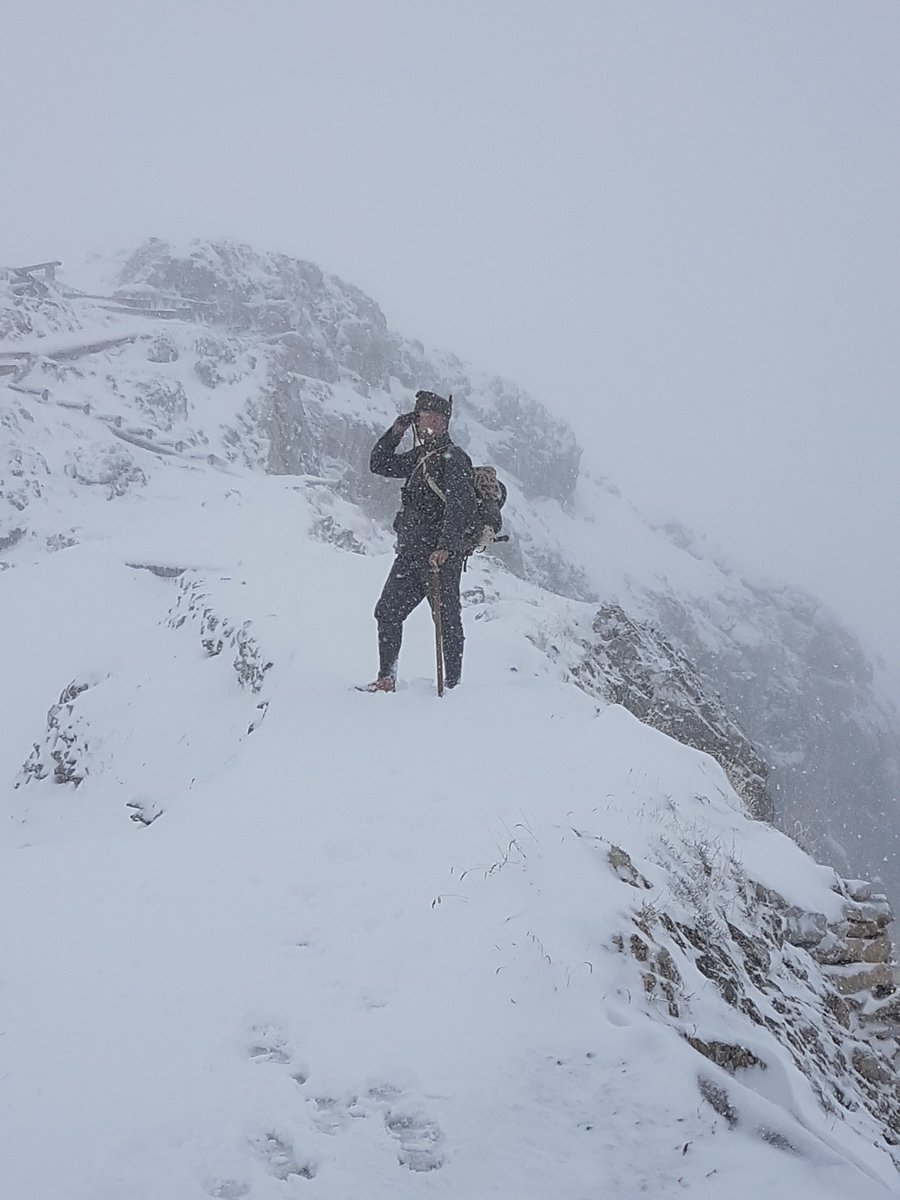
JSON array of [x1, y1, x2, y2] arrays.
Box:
[[4, 1, 899, 671]]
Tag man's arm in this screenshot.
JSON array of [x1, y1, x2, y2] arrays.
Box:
[[436, 448, 475, 554], [370, 414, 418, 478]]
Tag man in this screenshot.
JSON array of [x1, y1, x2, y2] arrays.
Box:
[[365, 390, 476, 692]]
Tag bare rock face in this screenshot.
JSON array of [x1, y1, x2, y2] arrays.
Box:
[[776, 880, 900, 1073], [557, 604, 773, 822], [783, 884, 900, 1004]]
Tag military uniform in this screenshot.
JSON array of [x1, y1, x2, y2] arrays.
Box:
[[370, 395, 475, 689]]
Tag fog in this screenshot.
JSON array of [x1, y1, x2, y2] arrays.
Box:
[[4, 0, 898, 670]]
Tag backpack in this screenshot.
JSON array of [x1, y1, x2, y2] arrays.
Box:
[[417, 455, 508, 556], [467, 465, 508, 553]]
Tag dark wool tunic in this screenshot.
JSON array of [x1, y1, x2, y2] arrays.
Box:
[[370, 426, 476, 555]]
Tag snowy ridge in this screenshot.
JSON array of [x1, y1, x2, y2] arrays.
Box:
[[3, 247, 900, 1194], [2, 240, 898, 908], [1, 434, 899, 1195]]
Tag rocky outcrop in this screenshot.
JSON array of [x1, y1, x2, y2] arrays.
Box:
[[0, 267, 82, 340], [608, 842, 900, 1161], [1, 405, 50, 548], [65, 443, 147, 498], [461, 373, 581, 505], [784, 878, 900, 1032], [167, 574, 273, 698], [145, 333, 179, 363], [545, 604, 774, 821], [17, 679, 94, 787], [646, 582, 900, 909], [116, 239, 582, 508]]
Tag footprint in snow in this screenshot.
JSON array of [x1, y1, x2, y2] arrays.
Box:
[[246, 1022, 295, 1066], [365, 1083, 445, 1171], [309, 1093, 367, 1135], [384, 1108, 445, 1172], [204, 1181, 250, 1200], [252, 1131, 317, 1181]]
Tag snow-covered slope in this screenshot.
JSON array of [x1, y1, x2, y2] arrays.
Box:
[[3, 248, 900, 1195], [1, 379, 900, 1195], [3, 242, 898, 912], [0, 471, 897, 1197]]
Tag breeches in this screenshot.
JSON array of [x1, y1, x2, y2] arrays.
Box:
[[374, 550, 464, 685]]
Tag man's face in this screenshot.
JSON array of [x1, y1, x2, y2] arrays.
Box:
[[416, 410, 447, 440]]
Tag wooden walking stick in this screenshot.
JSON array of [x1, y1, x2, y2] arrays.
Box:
[[428, 564, 445, 697]]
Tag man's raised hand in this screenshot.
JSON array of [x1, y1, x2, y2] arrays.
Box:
[[392, 411, 415, 435]]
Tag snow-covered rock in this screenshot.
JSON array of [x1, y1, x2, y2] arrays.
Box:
[[539, 602, 773, 821]]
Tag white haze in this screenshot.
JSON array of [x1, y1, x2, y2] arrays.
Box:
[[4, 0, 899, 671]]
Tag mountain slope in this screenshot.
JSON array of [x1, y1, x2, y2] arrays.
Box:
[[3, 242, 898, 910], [4, 248, 900, 1195], [2, 442, 900, 1197]]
